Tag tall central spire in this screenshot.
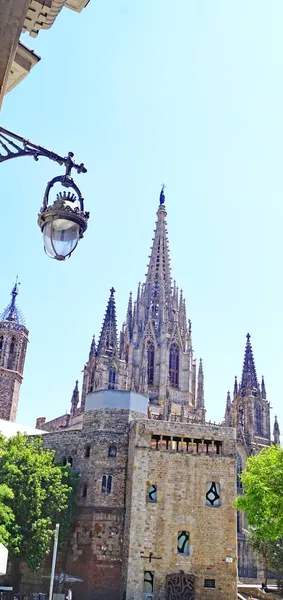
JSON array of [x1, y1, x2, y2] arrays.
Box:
[[240, 333, 259, 395], [97, 288, 118, 358], [143, 187, 172, 324]]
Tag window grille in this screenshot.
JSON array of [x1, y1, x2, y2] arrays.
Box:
[[147, 485, 157, 503], [143, 571, 154, 593], [206, 482, 220, 507], [177, 531, 190, 555], [204, 579, 215, 588]]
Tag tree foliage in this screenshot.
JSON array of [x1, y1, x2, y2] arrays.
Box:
[[235, 445, 283, 541], [0, 484, 15, 547], [0, 434, 78, 572]]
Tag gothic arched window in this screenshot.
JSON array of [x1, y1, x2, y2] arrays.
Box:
[[169, 343, 179, 388], [89, 368, 95, 393], [7, 337, 15, 370], [256, 403, 263, 436], [0, 336, 3, 354], [108, 367, 116, 390], [236, 453, 243, 489], [147, 340, 154, 386]]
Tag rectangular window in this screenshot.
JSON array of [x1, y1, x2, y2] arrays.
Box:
[[206, 482, 220, 507], [143, 571, 154, 593], [147, 484, 157, 503], [177, 531, 190, 555], [204, 579, 216, 588], [101, 475, 107, 493], [102, 475, 112, 494]]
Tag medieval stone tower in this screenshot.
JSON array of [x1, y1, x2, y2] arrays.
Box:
[[80, 187, 205, 423], [0, 283, 29, 422]]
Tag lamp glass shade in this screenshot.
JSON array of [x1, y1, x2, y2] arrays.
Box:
[[43, 218, 80, 260]]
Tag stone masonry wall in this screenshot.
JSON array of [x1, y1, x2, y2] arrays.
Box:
[[33, 409, 145, 600], [123, 420, 237, 600]]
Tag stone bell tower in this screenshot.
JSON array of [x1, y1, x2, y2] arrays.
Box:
[[0, 283, 29, 422]]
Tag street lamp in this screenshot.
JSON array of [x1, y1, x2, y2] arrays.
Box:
[[0, 126, 89, 261]]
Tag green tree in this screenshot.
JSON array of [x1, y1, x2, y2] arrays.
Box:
[[0, 483, 15, 546], [235, 445, 283, 541], [245, 527, 278, 586], [0, 434, 78, 591]]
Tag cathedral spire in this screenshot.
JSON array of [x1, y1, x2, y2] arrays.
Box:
[[196, 358, 204, 408], [142, 187, 172, 325], [89, 335, 96, 360], [0, 280, 25, 325], [70, 380, 79, 415], [97, 288, 118, 358], [273, 415, 280, 445], [240, 333, 259, 396]]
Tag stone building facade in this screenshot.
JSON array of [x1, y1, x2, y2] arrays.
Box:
[[32, 189, 280, 589], [38, 390, 237, 600], [0, 283, 28, 422], [0, 189, 279, 595]]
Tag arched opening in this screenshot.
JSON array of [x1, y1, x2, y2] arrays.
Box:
[[108, 445, 117, 458], [7, 337, 15, 370], [169, 343, 179, 388], [256, 403, 263, 436], [62, 457, 67, 466], [89, 368, 95, 393], [67, 456, 73, 467], [147, 340, 154, 386], [107, 475, 112, 493], [82, 484, 87, 498], [108, 366, 116, 390], [236, 453, 243, 489], [101, 475, 113, 493], [0, 336, 3, 354], [85, 445, 91, 458]]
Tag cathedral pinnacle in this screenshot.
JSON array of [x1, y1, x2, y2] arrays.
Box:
[[273, 415, 280, 445], [70, 380, 79, 414], [0, 280, 25, 325], [196, 359, 204, 408], [97, 288, 118, 358], [240, 333, 259, 396], [89, 335, 96, 360]]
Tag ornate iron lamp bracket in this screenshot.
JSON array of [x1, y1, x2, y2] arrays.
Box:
[[0, 126, 87, 176]]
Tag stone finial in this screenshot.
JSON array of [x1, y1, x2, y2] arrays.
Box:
[[273, 415, 280, 445]]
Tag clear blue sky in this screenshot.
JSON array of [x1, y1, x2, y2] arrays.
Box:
[[1, 0, 283, 431]]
